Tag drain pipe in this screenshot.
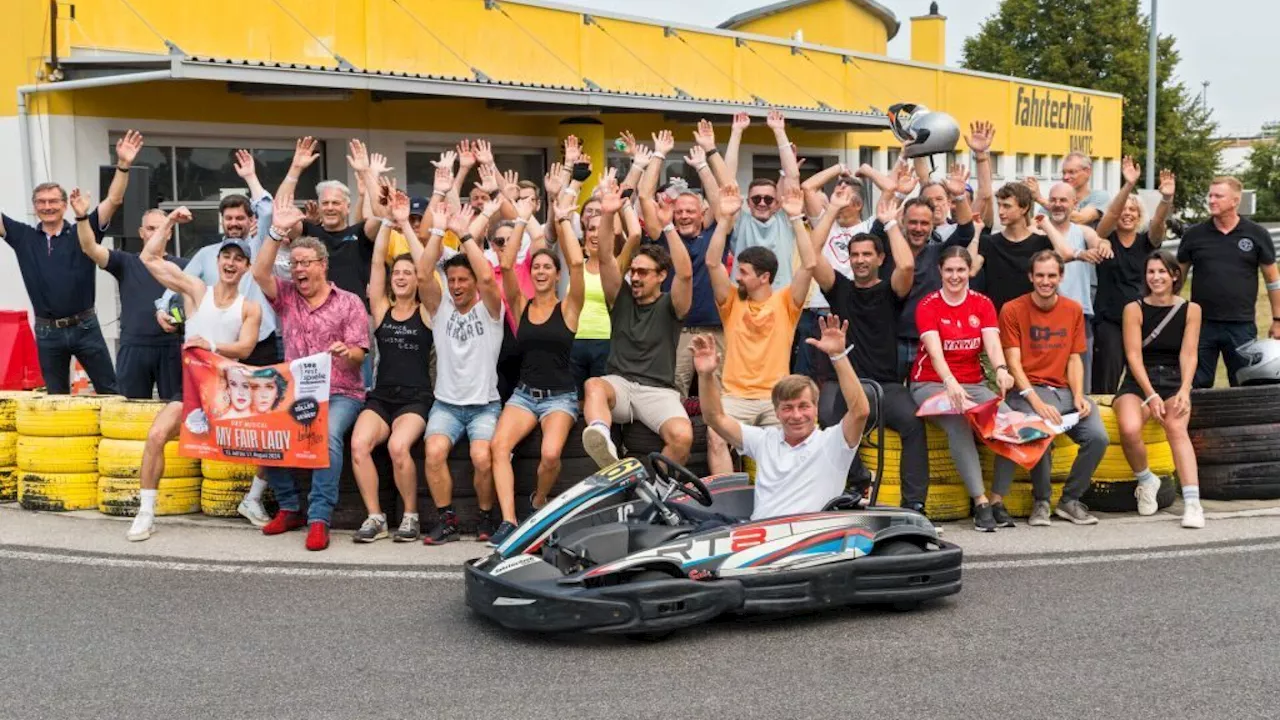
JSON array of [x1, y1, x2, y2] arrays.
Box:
[[16, 70, 172, 209]]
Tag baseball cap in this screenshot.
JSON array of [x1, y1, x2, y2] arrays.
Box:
[[410, 196, 430, 217], [218, 238, 252, 260]]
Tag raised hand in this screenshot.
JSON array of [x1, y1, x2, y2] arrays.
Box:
[[780, 185, 804, 217], [474, 139, 494, 166], [804, 314, 849, 356], [876, 191, 902, 224], [633, 144, 654, 169], [945, 163, 971, 197], [652, 129, 675, 157], [482, 198, 503, 219], [655, 195, 675, 227], [830, 183, 855, 210], [515, 195, 537, 221], [477, 163, 500, 195], [448, 205, 476, 237], [391, 191, 411, 224], [433, 164, 453, 194], [115, 130, 144, 167], [346, 139, 370, 172], [563, 135, 581, 166], [964, 120, 994, 154], [369, 152, 392, 176], [1159, 168, 1176, 200], [599, 184, 623, 215], [233, 149, 256, 179], [543, 162, 565, 197], [292, 136, 320, 170], [272, 200, 302, 231], [432, 150, 457, 173], [169, 206, 194, 225], [694, 119, 717, 151], [303, 200, 320, 224], [732, 112, 751, 132], [501, 170, 521, 201], [685, 145, 707, 169], [457, 139, 477, 168], [718, 182, 743, 219], [619, 130, 637, 156], [691, 334, 720, 375], [69, 188, 91, 217], [766, 109, 786, 131], [554, 189, 577, 218], [1023, 175, 1042, 200], [1122, 156, 1141, 186], [430, 204, 449, 231], [893, 160, 918, 196]]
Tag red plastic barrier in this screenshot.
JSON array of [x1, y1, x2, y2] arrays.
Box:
[[0, 310, 44, 390]]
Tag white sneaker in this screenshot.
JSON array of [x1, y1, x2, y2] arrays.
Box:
[[238, 497, 271, 527], [127, 512, 155, 542], [1135, 479, 1160, 516], [582, 424, 619, 469], [1181, 502, 1205, 529]]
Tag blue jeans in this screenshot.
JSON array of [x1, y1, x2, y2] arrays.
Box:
[[896, 339, 919, 382], [1194, 320, 1256, 388], [265, 394, 362, 525], [33, 314, 117, 395], [507, 386, 579, 421]]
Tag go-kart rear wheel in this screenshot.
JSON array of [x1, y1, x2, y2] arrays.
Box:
[[870, 540, 925, 611], [624, 570, 679, 643]]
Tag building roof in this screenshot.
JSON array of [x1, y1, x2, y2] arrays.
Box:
[[718, 0, 901, 40]]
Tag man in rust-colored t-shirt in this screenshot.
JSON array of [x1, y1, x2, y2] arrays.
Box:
[[992, 250, 1109, 528]]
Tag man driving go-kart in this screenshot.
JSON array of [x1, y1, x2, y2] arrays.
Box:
[[693, 314, 870, 519]]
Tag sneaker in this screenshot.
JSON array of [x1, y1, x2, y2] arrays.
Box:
[[1055, 499, 1099, 525], [973, 503, 997, 532], [353, 515, 389, 543], [1028, 501, 1052, 527], [990, 501, 1017, 528], [127, 511, 155, 542], [901, 501, 926, 515], [1181, 501, 1205, 529], [582, 424, 619, 468], [237, 497, 271, 527], [262, 509, 306, 535], [305, 521, 330, 551], [392, 515, 421, 543], [530, 492, 547, 512], [424, 511, 459, 545], [475, 509, 497, 543], [1135, 479, 1160, 516], [488, 520, 517, 548]]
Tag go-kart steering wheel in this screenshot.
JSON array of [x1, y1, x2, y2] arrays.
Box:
[[647, 453, 713, 507]]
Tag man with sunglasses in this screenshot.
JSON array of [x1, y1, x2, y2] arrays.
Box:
[[720, 111, 802, 292]]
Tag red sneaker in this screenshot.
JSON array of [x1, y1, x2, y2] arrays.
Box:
[[305, 521, 330, 551], [262, 510, 306, 535]]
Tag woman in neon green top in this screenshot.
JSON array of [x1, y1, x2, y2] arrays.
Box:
[[570, 193, 642, 392]]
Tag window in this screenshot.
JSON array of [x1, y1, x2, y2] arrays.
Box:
[[1016, 153, 1030, 178], [886, 148, 901, 170], [1034, 155, 1046, 178], [859, 147, 877, 209], [110, 138, 325, 256], [990, 152, 1004, 178], [945, 151, 958, 172], [1052, 155, 1063, 178], [407, 147, 547, 209]]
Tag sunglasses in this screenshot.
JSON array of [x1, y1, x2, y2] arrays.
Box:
[[630, 267, 659, 278], [749, 195, 776, 206]]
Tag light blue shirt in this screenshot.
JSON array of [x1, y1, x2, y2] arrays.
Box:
[[155, 193, 277, 341], [732, 208, 795, 290], [1059, 223, 1095, 317]]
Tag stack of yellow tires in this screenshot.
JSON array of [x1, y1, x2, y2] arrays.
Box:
[[97, 400, 201, 516], [860, 425, 971, 520], [15, 395, 111, 511], [200, 459, 257, 517], [0, 391, 31, 502], [977, 439, 1078, 517], [1083, 396, 1176, 511]]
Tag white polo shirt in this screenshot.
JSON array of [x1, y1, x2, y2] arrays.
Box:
[[740, 424, 859, 520]]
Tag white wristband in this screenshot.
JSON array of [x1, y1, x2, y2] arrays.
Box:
[[662, 223, 676, 234], [285, 174, 298, 183], [1019, 388, 1034, 398], [429, 228, 445, 237], [380, 218, 395, 228], [828, 344, 854, 362], [694, 163, 708, 172], [952, 194, 967, 202], [894, 192, 908, 201], [1142, 393, 1160, 406], [883, 219, 899, 232], [209, 340, 217, 355], [788, 214, 804, 222], [1266, 279, 1280, 291], [653, 152, 666, 160]]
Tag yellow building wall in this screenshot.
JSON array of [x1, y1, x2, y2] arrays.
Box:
[[5, 0, 1121, 160], [725, 0, 890, 55]]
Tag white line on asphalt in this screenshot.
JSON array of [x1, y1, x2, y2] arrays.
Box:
[[965, 540, 1280, 570]]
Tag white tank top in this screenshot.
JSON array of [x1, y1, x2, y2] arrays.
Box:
[[185, 288, 246, 347]]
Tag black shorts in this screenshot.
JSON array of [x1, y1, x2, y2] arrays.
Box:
[[243, 333, 282, 368], [1117, 363, 1182, 401], [365, 387, 433, 426]]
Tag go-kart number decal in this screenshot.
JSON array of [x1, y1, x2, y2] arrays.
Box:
[[594, 457, 641, 481], [730, 527, 767, 552]]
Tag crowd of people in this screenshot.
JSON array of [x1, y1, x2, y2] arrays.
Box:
[[4, 112, 1278, 549]]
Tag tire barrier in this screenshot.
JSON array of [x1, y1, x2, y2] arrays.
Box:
[[100, 399, 170, 441], [16, 435, 100, 475], [978, 439, 1079, 482], [98, 438, 200, 479], [988, 481, 1064, 517], [18, 471, 98, 511], [0, 391, 37, 432], [201, 459, 258, 482], [1094, 442, 1174, 480], [1082, 475, 1177, 513], [1189, 387, 1280, 500], [1092, 397, 1168, 445], [0, 466, 15, 503], [14, 395, 114, 437], [201, 477, 252, 517], [97, 475, 202, 517], [0, 430, 15, 467], [873, 483, 970, 521]]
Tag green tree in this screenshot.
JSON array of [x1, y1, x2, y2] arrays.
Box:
[[961, 0, 1219, 215], [1242, 132, 1280, 221]]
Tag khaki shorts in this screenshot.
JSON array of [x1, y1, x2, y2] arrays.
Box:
[[722, 395, 779, 427], [602, 375, 688, 435], [674, 327, 725, 398]]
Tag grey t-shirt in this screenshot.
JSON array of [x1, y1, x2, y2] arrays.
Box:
[[1078, 189, 1111, 216], [732, 208, 795, 290], [606, 292, 682, 390]]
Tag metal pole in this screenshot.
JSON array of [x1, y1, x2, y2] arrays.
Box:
[[1145, 0, 1158, 189]]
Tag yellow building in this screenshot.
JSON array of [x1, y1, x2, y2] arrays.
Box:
[[0, 0, 1122, 340]]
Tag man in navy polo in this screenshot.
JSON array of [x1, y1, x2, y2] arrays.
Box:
[[1, 130, 143, 394]]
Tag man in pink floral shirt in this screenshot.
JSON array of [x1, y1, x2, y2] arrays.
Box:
[[253, 201, 369, 551]]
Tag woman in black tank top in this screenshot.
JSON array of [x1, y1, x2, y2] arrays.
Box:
[[350, 194, 434, 543], [1112, 250, 1205, 528], [488, 193, 586, 543]]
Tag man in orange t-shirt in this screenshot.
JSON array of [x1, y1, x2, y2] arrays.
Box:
[[994, 249, 1109, 528], [703, 183, 816, 475]]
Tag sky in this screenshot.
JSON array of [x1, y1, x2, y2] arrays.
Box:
[[567, 0, 1273, 138]]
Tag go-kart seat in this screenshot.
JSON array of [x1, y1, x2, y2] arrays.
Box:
[[627, 523, 696, 553]]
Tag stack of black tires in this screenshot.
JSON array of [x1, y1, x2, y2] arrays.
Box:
[[1189, 385, 1280, 500]]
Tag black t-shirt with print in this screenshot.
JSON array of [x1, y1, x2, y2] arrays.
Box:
[[1176, 217, 1275, 323]]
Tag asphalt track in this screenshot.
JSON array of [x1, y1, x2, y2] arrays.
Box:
[[1, 540, 1277, 720]]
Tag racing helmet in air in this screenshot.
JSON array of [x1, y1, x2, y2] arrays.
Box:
[[887, 103, 960, 159], [1235, 339, 1280, 385]]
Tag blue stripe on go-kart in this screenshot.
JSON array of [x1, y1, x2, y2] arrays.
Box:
[[497, 485, 627, 555]]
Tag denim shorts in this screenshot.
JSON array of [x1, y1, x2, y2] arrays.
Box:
[[426, 400, 502, 444], [507, 385, 579, 422]]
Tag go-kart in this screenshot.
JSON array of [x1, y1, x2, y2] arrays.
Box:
[[465, 453, 962, 636]]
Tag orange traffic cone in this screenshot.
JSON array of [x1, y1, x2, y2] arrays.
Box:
[[70, 358, 92, 395]]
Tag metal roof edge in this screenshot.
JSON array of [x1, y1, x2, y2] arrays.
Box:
[[717, 0, 900, 41]]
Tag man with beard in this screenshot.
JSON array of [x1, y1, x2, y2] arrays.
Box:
[[1042, 181, 1113, 391], [701, 183, 816, 475], [995, 250, 1108, 527]]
